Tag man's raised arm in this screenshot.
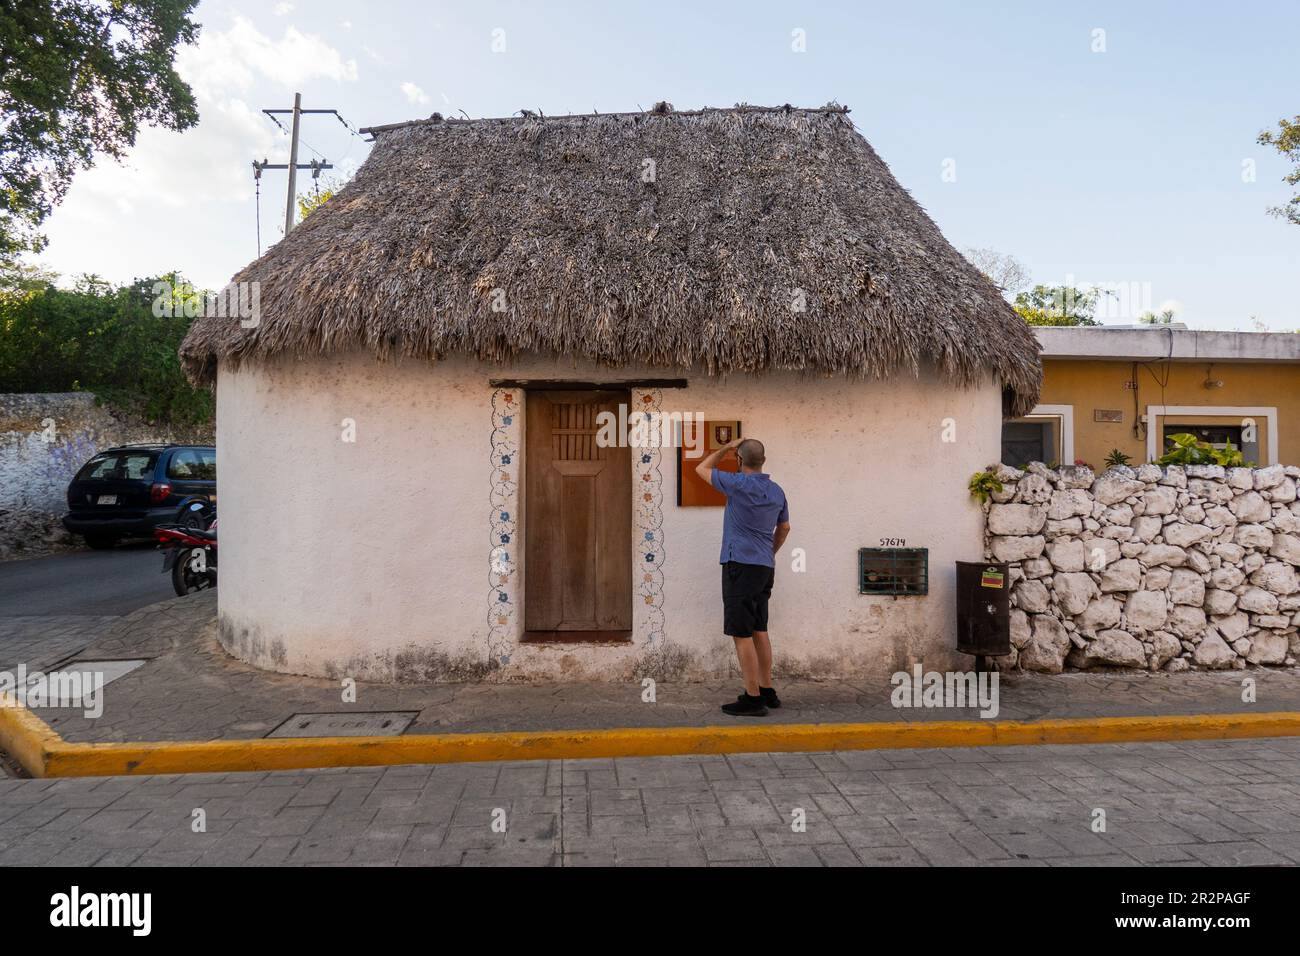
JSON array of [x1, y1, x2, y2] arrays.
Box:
[[694, 437, 743, 485]]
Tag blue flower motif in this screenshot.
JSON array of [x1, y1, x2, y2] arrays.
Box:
[[503, 416, 513, 425], [641, 454, 651, 463], [645, 553, 656, 562], [500, 533, 510, 544], [500, 511, 510, 521], [501, 454, 512, 465], [497, 592, 508, 603], [644, 531, 654, 541]]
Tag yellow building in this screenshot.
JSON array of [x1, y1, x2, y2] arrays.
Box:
[[1002, 326, 1300, 469]]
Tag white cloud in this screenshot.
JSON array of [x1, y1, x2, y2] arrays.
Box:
[[178, 16, 358, 100], [274, 2, 294, 14], [401, 82, 430, 106], [34, 14, 364, 287]]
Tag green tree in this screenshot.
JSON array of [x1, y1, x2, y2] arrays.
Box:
[[1013, 285, 1105, 327], [1138, 308, 1177, 325], [0, 271, 213, 425], [296, 176, 344, 221], [1258, 115, 1300, 225], [0, 0, 201, 260]]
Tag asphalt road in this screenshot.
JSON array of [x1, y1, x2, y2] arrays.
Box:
[[0, 543, 175, 616]]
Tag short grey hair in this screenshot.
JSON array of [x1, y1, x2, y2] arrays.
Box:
[[737, 438, 766, 467]]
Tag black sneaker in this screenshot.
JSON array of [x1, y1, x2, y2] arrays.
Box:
[[722, 693, 768, 717], [737, 687, 781, 709]]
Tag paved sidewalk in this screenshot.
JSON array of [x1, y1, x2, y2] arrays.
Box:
[[0, 616, 117, 673], [1, 738, 1298, 866], [4, 591, 1300, 746]]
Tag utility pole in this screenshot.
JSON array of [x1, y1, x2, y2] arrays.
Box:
[[284, 92, 302, 236], [253, 93, 349, 239]]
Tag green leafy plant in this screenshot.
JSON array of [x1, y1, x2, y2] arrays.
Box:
[[1013, 284, 1107, 327], [1104, 448, 1133, 468], [1155, 433, 1246, 468], [0, 1, 200, 261], [1215, 444, 1247, 468], [0, 271, 213, 425], [1258, 114, 1300, 226], [969, 470, 1003, 505], [297, 175, 347, 220]]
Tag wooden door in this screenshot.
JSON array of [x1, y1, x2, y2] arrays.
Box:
[[524, 390, 633, 638]]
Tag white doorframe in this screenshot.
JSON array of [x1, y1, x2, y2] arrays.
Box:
[[1027, 404, 1075, 464], [1145, 405, 1278, 466]]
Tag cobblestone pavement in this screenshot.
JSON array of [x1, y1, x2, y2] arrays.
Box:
[[0, 738, 1298, 866], [0, 616, 118, 673], [3, 591, 1298, 745]]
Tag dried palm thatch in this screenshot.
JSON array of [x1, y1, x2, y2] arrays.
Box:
[[181, 103, 1041, 413]]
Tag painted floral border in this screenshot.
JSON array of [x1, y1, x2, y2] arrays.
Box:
[[635, 388, 666, 646], [487, 388, 520, 665]]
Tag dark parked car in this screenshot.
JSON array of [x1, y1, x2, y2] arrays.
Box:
[[62, 444, 216, 549]]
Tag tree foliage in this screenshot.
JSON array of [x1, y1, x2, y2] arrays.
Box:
[[0, 0, 201, 259], [0, 270, 213, 425], [964, 247, 1030, 296], [1258, 115, 1300, 226], [1013, 284, 1105, 326], [296, 176, 343, 221]]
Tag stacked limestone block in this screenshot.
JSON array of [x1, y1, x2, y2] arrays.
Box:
[[984, 462, 1300, 673]]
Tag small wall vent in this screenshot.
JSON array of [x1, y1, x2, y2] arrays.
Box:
[[858, 547, 928, 596]]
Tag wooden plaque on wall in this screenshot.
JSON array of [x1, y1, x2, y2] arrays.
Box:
[[676, 420, 742, 507]]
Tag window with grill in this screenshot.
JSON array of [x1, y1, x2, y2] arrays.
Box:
[[858, 548, 928, 596], [550, 400, 606, 461]]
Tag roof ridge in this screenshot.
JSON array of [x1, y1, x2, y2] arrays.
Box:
[[359, 102, 850, 137]]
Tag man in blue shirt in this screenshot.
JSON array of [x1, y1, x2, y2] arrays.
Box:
[[695, 437, 791, 716]]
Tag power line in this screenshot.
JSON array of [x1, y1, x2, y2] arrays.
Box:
[[252, 92, 339, 240]]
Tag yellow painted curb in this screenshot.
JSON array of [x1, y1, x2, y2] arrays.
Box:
[[3, 698, 1299, 778], [0, 692, 65, 776]]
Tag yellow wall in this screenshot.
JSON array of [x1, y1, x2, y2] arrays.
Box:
[[1035, 359, 1300, 467]]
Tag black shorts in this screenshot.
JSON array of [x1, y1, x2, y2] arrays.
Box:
[[721, 561, 775, 638]]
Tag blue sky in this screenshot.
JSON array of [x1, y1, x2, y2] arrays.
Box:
[[35, 0, 1300, 329]]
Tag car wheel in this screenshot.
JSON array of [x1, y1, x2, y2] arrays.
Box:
[[179, 508, 208, 531], [84, 534, 118, 550]]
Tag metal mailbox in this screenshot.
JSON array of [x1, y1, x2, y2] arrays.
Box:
[[955, 560, 1011, 666]]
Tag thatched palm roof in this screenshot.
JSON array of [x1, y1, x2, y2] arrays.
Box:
[[181, 103, 1041, 413]]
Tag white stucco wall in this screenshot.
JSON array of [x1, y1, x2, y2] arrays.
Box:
[[215, 351, 1003, 682]]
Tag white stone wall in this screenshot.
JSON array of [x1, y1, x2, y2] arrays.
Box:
[[985, 462, 1300, 672], [0, 392, 212, 558]]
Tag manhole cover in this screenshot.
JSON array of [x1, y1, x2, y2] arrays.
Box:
[[20, 659, 147, 708], [267, 711, 418, 738]]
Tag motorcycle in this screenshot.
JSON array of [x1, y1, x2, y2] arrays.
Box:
[[155, 513, 218, 596]]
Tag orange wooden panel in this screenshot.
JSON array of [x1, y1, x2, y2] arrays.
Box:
[[677, 419, 742, 507]]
